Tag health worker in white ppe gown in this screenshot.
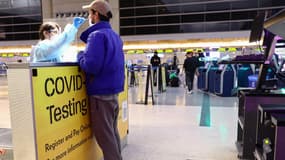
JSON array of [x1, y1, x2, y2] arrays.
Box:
[[30, 17, 85, 62]]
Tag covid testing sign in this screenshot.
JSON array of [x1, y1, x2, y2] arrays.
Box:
[[31, 66, 97, 160]]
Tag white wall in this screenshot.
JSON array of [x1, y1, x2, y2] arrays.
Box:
[[11, 0, 40, 8], [41, 0, 53, 19], [43, 0, 120, 33]]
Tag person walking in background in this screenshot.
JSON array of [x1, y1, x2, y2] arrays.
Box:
[[197, 50, 205, 67], [77, 0, 124, 160], [150, 51, 161, 86], [172, 53, 180, 72], [183, 51, 199, 94], [30, 17, 85, 62]]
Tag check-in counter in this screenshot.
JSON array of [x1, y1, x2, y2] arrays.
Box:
[[7, 62, 128, 160]]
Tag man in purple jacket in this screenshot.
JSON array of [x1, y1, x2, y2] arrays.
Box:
[[77, 1, 124, 160]]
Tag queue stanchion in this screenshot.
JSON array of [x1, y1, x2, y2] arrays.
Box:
[[158, 65, 162, 92], [151, 66, 159, 94], [144, 65, 155, 105], [158, 65, 167, 92], [135, 65, 147, 104]]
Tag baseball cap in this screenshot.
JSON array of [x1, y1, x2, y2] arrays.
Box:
[[82, 0, 111, 17]]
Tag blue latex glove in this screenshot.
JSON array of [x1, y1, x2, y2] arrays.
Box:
[[73, 17, 86, 29]]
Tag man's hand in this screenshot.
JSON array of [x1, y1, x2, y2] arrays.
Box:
[[0, 148, 6, 155]]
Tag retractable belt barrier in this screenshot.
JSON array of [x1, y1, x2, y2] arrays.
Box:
[[129, 65, 155, 105]]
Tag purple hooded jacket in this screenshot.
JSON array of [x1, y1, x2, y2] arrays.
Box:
[[77, 21, 124, 95]]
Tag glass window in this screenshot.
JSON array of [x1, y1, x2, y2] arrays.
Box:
[[2, 26, 13, 32], [260, 0, 285, 7], [180, 23, 204, 33], [30, 24, 40, 31], [119, 0, 284, 36], [0, 0, 41, 41], [230, 1, 258, 10], [158, 15, 180, 24], [271, 1, 285, 6], [13, 17, 32, 23], [205, 22, 230, 32], [180, 0, 211, 2], [164, 0, 183, 5], [267, 9, 284, 17], [231, 11, 257, 20], [182, 14, 204, 23], [29, 15, 42, 21], [120, 28, 135, 35], [4, 34, 13, 40], [0, 0, 10, 9], [181, 4, 205, 13], [120, 18, 136, 26], [206, 12, 230, 21], [119, 0, 134, 8], [1, 23, 40, 33], [30, 32, 38, 39], [13, 25, 32, 32], [230, 21, 251, 31], [0, 17, 13, 25], [157, 25, 181, 34], [134, 0, 158, 7], [14, 33, 33, 40], [120, 9, 135, 17], [135, 7, 156, 16], [135, 26, 157, 35], [136, 17, 156, 25], [206, 3, 230, 11], [158, 6, 181, 14]]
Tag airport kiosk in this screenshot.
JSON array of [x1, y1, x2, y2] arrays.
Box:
[[219, 10, 285, 159], [214, 64, 236, 96], [197, 62, 216, 91], [197, 64, 208, 90], [237, 64, 253, 87], [207, 65, 219, 93], [7, 63, 129, 160]]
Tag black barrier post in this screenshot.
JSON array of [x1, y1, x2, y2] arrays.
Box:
[[144, 65, 155, 105], [158, 65, 162, 92], [158, 65, 167, 92]]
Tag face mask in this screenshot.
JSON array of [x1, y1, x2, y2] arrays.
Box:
[[50, 34, 59, 40], [89, 19, 95, 26]]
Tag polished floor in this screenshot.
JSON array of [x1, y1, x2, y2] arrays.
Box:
[[0, 76, 239, 160]]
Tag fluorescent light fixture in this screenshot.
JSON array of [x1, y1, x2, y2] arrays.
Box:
[[276, 43, 285, 46], [0, 48, 31, 53], [123, 40, 257, 50]]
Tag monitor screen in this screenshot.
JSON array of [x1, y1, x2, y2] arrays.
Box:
[[249, 11, 266, 43]]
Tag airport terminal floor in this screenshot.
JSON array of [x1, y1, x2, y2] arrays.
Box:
[[0, 75, 239, 160]]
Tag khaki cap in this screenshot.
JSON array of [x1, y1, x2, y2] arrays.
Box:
[[82, 0, 111, 17]]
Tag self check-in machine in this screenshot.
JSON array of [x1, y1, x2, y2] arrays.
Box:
[[237, 64, 254, 87], [197, 63, 209, 90], [197, 61, 218, 91], [207, 63, 219, 94], [214, 64, 236, 96]]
